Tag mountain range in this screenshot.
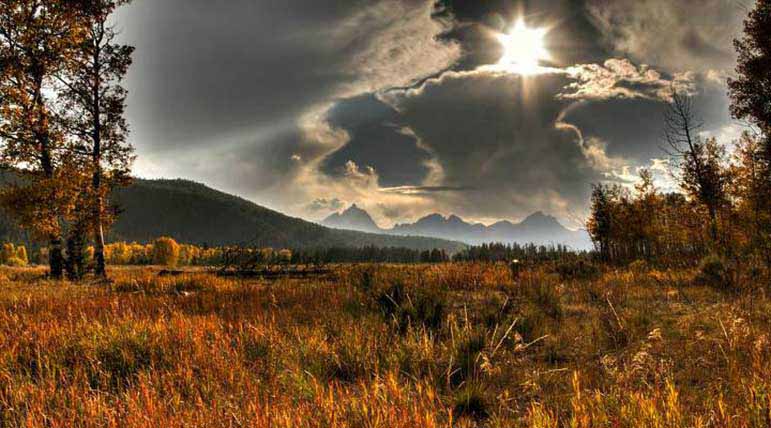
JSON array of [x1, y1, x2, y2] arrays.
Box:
[[0, 177, 464, 253], [322, 205, 592, 249]]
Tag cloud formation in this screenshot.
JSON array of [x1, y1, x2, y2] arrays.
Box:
[[117, 0, 459, 205], [586, 0, 747, 73], [114, 0, 744, 228], [379, 70, 606, 222]]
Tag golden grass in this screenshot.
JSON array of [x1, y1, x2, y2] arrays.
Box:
[[0, 263, 768, 427]]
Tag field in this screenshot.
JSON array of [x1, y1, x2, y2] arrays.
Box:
[[0, 263, 769, 427]]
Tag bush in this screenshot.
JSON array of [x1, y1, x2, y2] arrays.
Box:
[[5, 257, 26, 267], [629, 259, 649, 274], [556, 259, 600, 281], [15, 246, 28, 265], [1, 243, 15, 265], [277, 249, 292, 264], [695, 254, 733, 290], [527, 280, 563, 320], [152, 237, 180, 267], [37, 247, 48, 265]]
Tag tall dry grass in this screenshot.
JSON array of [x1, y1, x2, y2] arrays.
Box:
[[0, 263, 768, 427]]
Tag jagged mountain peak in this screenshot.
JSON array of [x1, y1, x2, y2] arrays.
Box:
[[323, 204, 381, 233], [447, 214, 467, 224], [323, 204, 590, 249], [520, 211, 562, 228]]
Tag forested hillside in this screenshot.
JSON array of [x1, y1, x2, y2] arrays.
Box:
[[108, 179, 465, 251]]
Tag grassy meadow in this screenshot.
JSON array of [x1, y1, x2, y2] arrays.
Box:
[[0, 263, 769, 427]]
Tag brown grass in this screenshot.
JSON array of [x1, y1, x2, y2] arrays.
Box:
[[0, 263, 768, 427]]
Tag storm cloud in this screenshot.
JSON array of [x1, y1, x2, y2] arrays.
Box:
[[115, 0, 747, 227]]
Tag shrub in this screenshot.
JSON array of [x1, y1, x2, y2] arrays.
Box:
[[596, 303, 629, 350], [84, 246, 94, 264], [5, 257, 26, 267], [1, 243, 15, 264], [695, 254, 733, 290], [277, 249, 292, 264], [629, 259, 649, 274], [94, 332, 157, 390], [15, 245, 28, 265], [527, 280, 563, 320], [556, 259, 601, 281], [37, 247, 48, 265], [152, 237, 180, 267]]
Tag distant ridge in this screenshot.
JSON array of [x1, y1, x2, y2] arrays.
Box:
[[322, 205, 592, 250]]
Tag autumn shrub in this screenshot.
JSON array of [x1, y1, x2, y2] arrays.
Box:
[[556, 259, 601, 281], [1, 243, 15, 264], [0, 243, 28, 267], [277, 249, 292, 264], [4, 256, 26, 267], [629, 259, 649, 274], [596, 301, 629, 350], [14, 245, 27, 265], [354, 266, 377, 292], [152, 237, 180, 267], [695, 254, 733, 290], [92, 330, 163, 390], [522, 274, 563, 321]]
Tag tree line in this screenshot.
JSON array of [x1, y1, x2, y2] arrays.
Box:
[[290, 246, 450, 265], [451, 242, 581, 263], [0, 0, 134, 279], [588, 0, 770, 268], [97, 240, 449, 266]]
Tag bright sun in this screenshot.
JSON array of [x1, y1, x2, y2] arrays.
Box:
[[495, 19, 550, 75]]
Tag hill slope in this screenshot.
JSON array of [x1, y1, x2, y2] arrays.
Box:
[[108, 179, 464, 251]]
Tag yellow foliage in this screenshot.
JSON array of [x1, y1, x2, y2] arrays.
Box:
[[152, 237, 180, 267], [14, 245, 27, 265], [1, 243, 15, 264]]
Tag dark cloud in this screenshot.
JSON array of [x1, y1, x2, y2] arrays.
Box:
[[560, 63, 733, 162], [381, 70, 605, 221], [561, 98, 668, 161], [320, 95, 432, 188]]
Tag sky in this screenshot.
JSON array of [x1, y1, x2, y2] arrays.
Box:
[[115, 0, 751, 228]]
